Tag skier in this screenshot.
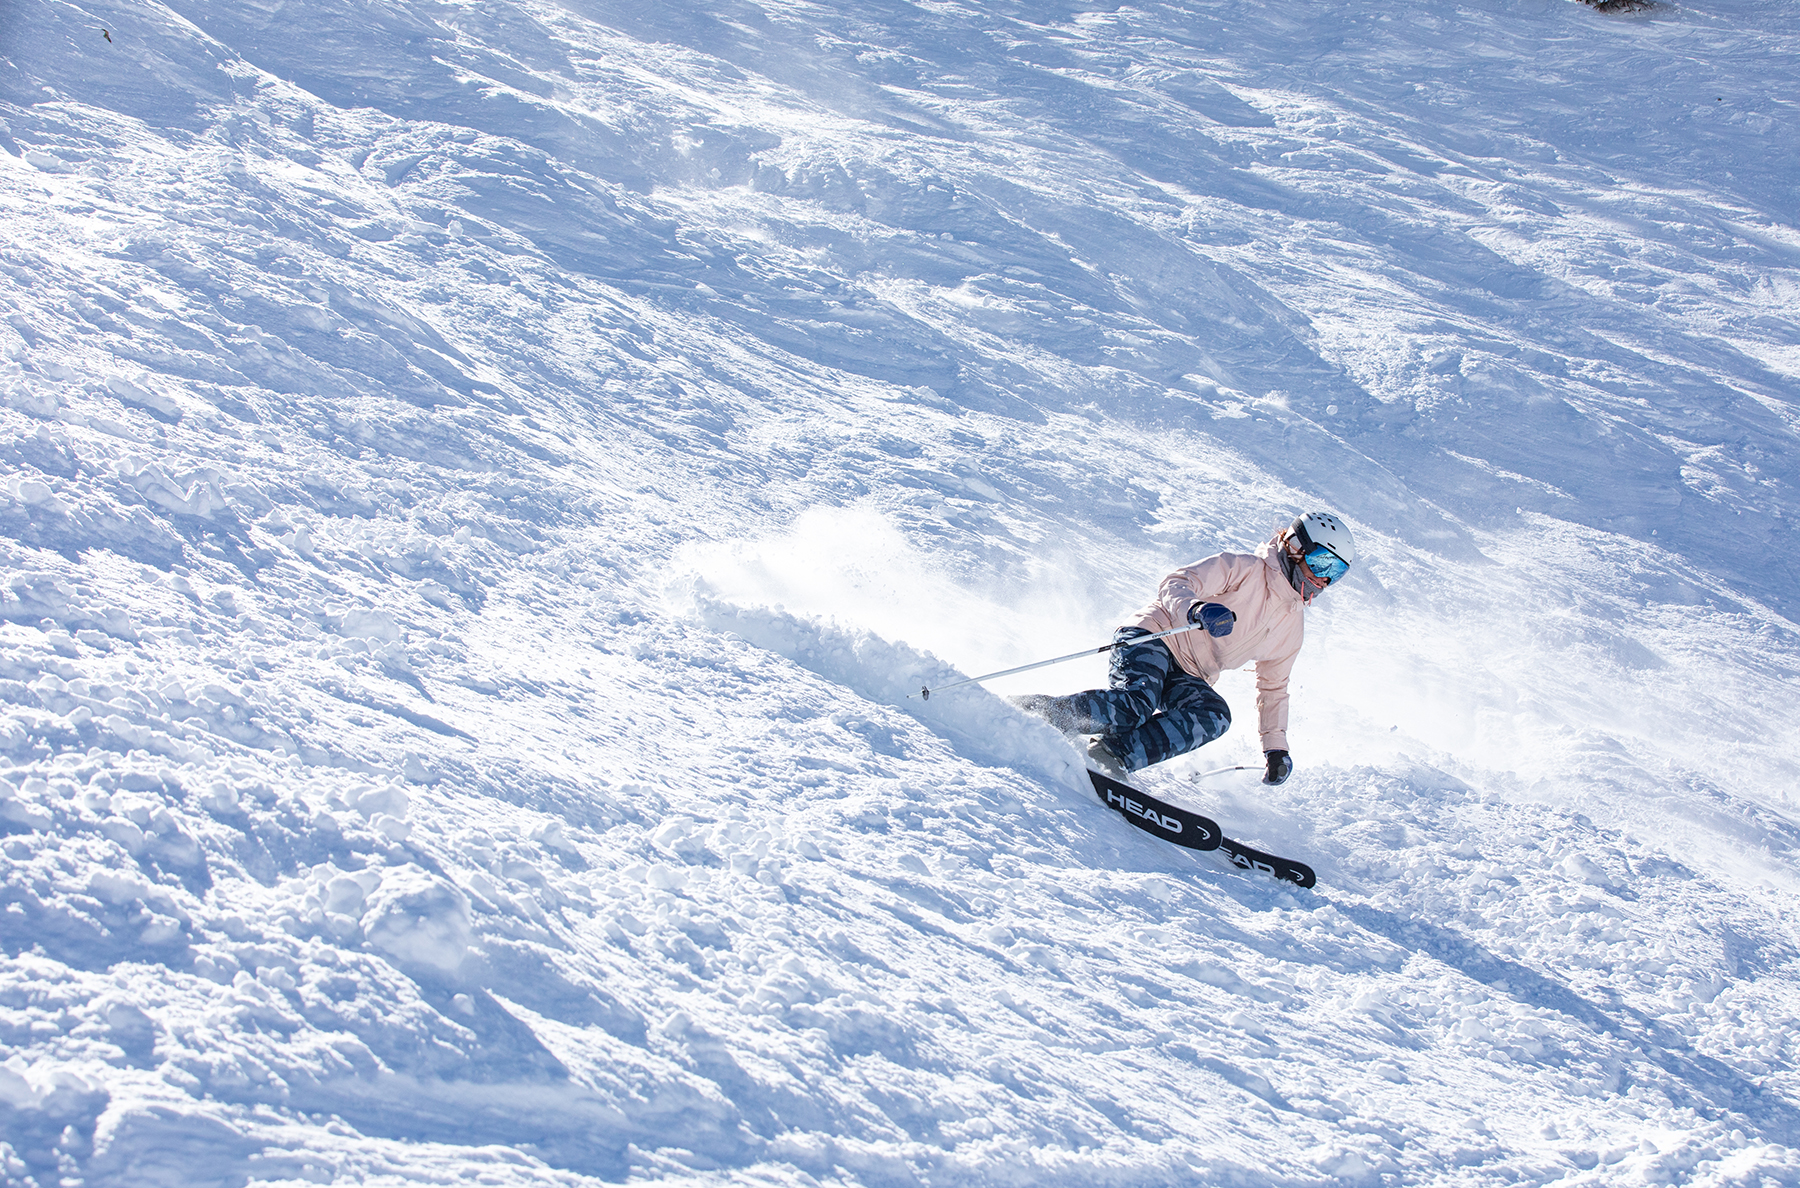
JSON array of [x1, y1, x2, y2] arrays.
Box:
[[1014, 512, 1354, 787]]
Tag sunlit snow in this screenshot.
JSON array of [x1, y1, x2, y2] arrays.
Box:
[[3, 0, 1798, 1184]]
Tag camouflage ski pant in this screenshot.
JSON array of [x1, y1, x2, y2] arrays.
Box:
[[1048, 627, 1231, 773]]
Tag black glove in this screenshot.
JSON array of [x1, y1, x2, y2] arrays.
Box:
[[1262, 750, 1292, 785], [1187, 601, 1236, 637]]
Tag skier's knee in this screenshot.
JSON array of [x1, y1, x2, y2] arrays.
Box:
[[1116, 689, 1158, 726], [1171, 693, 1229, 746]]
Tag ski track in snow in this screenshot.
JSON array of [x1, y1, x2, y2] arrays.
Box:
[[2, 0, 1799, 1183]]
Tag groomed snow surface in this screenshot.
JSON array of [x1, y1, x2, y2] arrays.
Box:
[[3, 0, 1800, 1183]]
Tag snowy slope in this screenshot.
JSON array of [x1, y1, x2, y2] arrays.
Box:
[[3, 0, 1799, 1184]]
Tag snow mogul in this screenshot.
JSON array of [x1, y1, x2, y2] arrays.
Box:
[[1014, 511, 1354, 787]]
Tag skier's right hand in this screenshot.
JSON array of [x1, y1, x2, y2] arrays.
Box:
[[1262, 750, 1292, 785], [1188, 601, 1236, 637]]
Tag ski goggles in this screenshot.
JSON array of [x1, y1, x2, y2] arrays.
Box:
[[1301, 543, 1350, 586]]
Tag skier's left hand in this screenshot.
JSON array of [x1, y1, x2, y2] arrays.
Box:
[[1262, 750, 1292, 785]]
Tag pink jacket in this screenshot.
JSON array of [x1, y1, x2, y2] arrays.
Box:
[[1128, 541, 1305, 752]]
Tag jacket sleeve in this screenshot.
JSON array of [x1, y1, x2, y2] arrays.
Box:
[[1254, 645, 1297, 752], [1155, 554, 1240, 624]]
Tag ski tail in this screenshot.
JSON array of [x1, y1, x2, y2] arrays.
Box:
[[1219, 838, 1316, 889]]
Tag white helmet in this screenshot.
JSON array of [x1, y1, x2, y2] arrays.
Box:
[[1284, 511, 1355, 599]]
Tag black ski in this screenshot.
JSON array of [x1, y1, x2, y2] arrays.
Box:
[[1086, 770, 1315, 888], [1088, 769, 1220, 850], [1217, 836, 1316, 889]]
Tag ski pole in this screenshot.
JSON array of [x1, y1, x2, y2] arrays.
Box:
[[1194, 765, 1254, 779], [912, 620, 1211, 700]]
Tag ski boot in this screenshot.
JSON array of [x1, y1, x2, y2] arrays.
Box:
[[1085, 736, 1132, 782]]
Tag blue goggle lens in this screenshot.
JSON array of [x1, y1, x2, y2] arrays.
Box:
[[1303, 543, 1349, 584]]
